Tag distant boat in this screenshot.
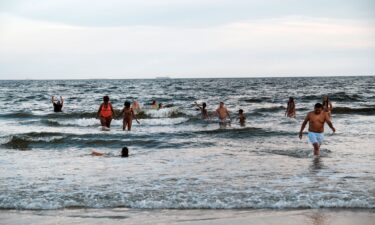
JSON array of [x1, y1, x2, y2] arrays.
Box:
[[155, 76, 171, 79]]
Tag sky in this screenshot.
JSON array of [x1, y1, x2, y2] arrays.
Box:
[[0, 0, 374, 79]]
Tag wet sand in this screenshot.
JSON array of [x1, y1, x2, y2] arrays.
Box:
[[1, 209, 374, 225]]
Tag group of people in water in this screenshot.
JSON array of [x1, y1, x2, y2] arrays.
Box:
[[51, 94, 336, 156]]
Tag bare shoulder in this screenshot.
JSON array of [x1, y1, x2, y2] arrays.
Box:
[[306, 111, 313, 118]]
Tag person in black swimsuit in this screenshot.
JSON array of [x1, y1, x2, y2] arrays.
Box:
[[51, 96, 64, 112]]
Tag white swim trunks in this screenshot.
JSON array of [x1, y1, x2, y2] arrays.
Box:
[[308, 132, 324, 145]]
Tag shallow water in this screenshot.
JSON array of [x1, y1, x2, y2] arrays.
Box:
[[0, 77, 374, 209]]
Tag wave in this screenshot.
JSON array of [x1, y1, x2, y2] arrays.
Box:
[[301, 92, 364, 102], [332, 107, 375, 115], [253, 106, 285, 113], [0, 190, 372, 210], [0, 131, 202, 150]]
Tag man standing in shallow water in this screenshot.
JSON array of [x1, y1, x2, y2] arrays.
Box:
[[299, 103, 336, 156], [216, 102, 231, 128]]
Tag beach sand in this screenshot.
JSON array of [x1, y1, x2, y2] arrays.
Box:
[[1, 209, 374, 225]]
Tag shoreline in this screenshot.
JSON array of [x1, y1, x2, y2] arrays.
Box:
[[1, 208, 374, 225]]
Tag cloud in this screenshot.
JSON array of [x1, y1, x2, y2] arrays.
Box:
[[0, 13, 374, 78]]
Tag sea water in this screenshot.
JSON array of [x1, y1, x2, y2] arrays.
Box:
[[0, 77, 374, 209]]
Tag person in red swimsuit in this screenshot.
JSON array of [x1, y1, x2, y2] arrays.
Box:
[[97, 95, 115, 128]]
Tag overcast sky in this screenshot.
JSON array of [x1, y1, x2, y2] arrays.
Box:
[[0, 0, 374, 79]]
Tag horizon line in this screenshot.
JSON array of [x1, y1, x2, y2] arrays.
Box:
[[0, 74, 374, 81]]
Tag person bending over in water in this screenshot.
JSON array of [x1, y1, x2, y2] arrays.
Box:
[[51, 96, 64, 112], [322, 95, 333, 117], [120, 101, 140, 131], [91, 147, 129, 157], [238, 109, 246, 126], [299, 103, 336, 156], [194, 101, 209, 120], [131, 100, 141, 113], [285, 97, 296, 118], [216, 102, 231, 127], [151, 100, 158, 109], [97, 96, 115, 128]]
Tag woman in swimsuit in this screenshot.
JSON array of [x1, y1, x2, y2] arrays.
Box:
[[322, 95, 333, 117], [120, 101, 140, 131], [285, 97, 296, 118], [97, 96, 115, 128]]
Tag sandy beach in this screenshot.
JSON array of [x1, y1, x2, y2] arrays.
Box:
[[1, 209, 374, 225]]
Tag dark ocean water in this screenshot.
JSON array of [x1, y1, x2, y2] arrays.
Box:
[[0, 77, 374, 209]]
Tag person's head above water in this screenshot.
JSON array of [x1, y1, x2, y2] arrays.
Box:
[[289, 97, 294, 102], [323, 95, 329, 102], [314, 103, 323, 114], [239, 109, 244, 114], [124, 101, 131, 107], [152, 100, 156, 105], [202, 102, 207, 108], [121, 147, 129, 157], [103, 96, 109, 103], [219, 102, 224, 107]]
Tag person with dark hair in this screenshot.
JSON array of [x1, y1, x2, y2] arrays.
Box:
[[194, 101, 209, 119], [151, 100, 158, 109], [120, 101, 140, 131], [299, 103, 336, 156], [238, 109, 246, 126], [91, 147, 129, 157], [322, 95, 333, 117], [51, 96, 64, 112], [285, 97, 296, 118], [97, 95, 115, 129], [121, 147, 129, 157]]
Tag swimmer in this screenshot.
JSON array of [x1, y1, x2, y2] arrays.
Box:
[[97, 96, 115, 128], [322, 95, 333, 117], [299, 103, 336, 156], [131, 100, 141, 113], [91, 147, 129, 158], [51, 96, 64, 112], [285, 97, 296, 118], [151, 100, 158, 109], [194, 101, 209, 120], [120, 101, 140, 131], [216, 102, 231, 128], [238, 109, 246, 126]]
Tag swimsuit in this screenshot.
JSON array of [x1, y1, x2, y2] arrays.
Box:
[[100, 104, 112, 118], [308, 132, 324, 145]]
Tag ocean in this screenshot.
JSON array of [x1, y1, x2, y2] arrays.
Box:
[[0, 77, 374, 210]]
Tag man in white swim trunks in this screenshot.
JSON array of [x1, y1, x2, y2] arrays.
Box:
[[299, 103, 336, 156]]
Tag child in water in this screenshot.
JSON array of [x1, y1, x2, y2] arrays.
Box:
[[120, 101, 140, 131], [238, 109, 246, 126]]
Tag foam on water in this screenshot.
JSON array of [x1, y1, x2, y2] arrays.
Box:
[[0, 77, 374, 210]]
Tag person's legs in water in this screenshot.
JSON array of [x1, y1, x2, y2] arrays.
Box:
[[100, 117, 106, 127], [105, 116, 112, 128], [313, 143, 320, 156], [123, 118, 128, 131]]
